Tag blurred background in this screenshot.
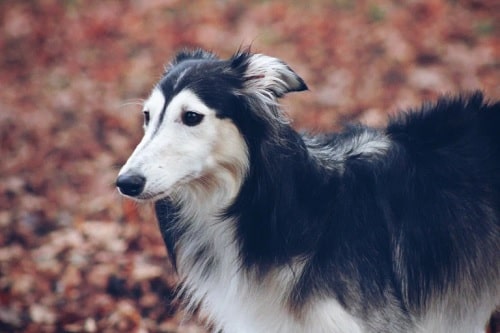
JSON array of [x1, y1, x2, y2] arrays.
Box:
[[0, 0, 498, 332]]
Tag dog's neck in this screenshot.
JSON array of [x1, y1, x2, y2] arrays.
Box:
[[154, 144, 248, 273], [224, 125, 336, 270]]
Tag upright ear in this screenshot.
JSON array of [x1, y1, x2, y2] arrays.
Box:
[[231, 51, 308, 98]]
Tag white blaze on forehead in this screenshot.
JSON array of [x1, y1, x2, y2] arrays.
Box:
[[141, 88, 166, 133], [144, 88, 165, 114]]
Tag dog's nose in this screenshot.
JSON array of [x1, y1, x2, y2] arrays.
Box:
[[116, 172, 146, 197]]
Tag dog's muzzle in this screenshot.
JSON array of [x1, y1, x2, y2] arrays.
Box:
[[116, 172, 146, 197]]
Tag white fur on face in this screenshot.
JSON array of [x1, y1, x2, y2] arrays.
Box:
[[118, 88, 249, 203]]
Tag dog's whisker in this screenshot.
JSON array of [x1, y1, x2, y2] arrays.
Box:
[[119, 99, 145, 108]]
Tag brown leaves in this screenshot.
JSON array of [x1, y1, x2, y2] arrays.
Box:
[[0, 0, 498, 332]]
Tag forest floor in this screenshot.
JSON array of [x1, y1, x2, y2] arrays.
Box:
[[0, 0, 498, 332]]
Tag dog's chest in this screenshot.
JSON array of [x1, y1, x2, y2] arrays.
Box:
[[178, 243, 362, 333], [198, 274, 362, 333]]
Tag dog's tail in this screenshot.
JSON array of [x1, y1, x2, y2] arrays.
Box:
[[386, 91, 500, 211], [387, 92, 499, 159]]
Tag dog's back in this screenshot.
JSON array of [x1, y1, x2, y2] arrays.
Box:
[[291, 93, 500, 332], [380, 93, 500, 331]]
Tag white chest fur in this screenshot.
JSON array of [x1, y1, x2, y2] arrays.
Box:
[[192, 264, 362, 333], [175, 219, 361, 333]]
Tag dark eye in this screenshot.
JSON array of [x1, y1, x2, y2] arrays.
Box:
[[182, 111, 204, 126], [143, 110, 150, 126]]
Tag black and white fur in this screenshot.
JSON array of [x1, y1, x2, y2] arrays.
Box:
[[117, 49, 500, 333]]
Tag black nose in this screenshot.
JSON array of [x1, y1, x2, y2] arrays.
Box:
[[116, 172, 146, 197]]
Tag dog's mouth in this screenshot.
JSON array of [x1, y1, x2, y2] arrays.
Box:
[[117, 188, 174, 204], [133, 190, 171, 202]]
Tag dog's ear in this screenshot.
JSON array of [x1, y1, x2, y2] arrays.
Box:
[[231, 51, 308, 98]]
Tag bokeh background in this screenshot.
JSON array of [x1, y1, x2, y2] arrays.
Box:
[[1, 0, 498, 332]]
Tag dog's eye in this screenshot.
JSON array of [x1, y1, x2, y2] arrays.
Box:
[[182, 111, 204, 126], [143, 110, 150, 126]]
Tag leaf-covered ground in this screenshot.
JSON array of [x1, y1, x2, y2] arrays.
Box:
[[1, 0, 498, 332]]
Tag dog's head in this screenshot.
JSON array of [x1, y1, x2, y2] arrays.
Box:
[[116, 49, 307, 203]]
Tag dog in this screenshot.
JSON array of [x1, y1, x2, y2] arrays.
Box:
[[116, 49, 500, 333]]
